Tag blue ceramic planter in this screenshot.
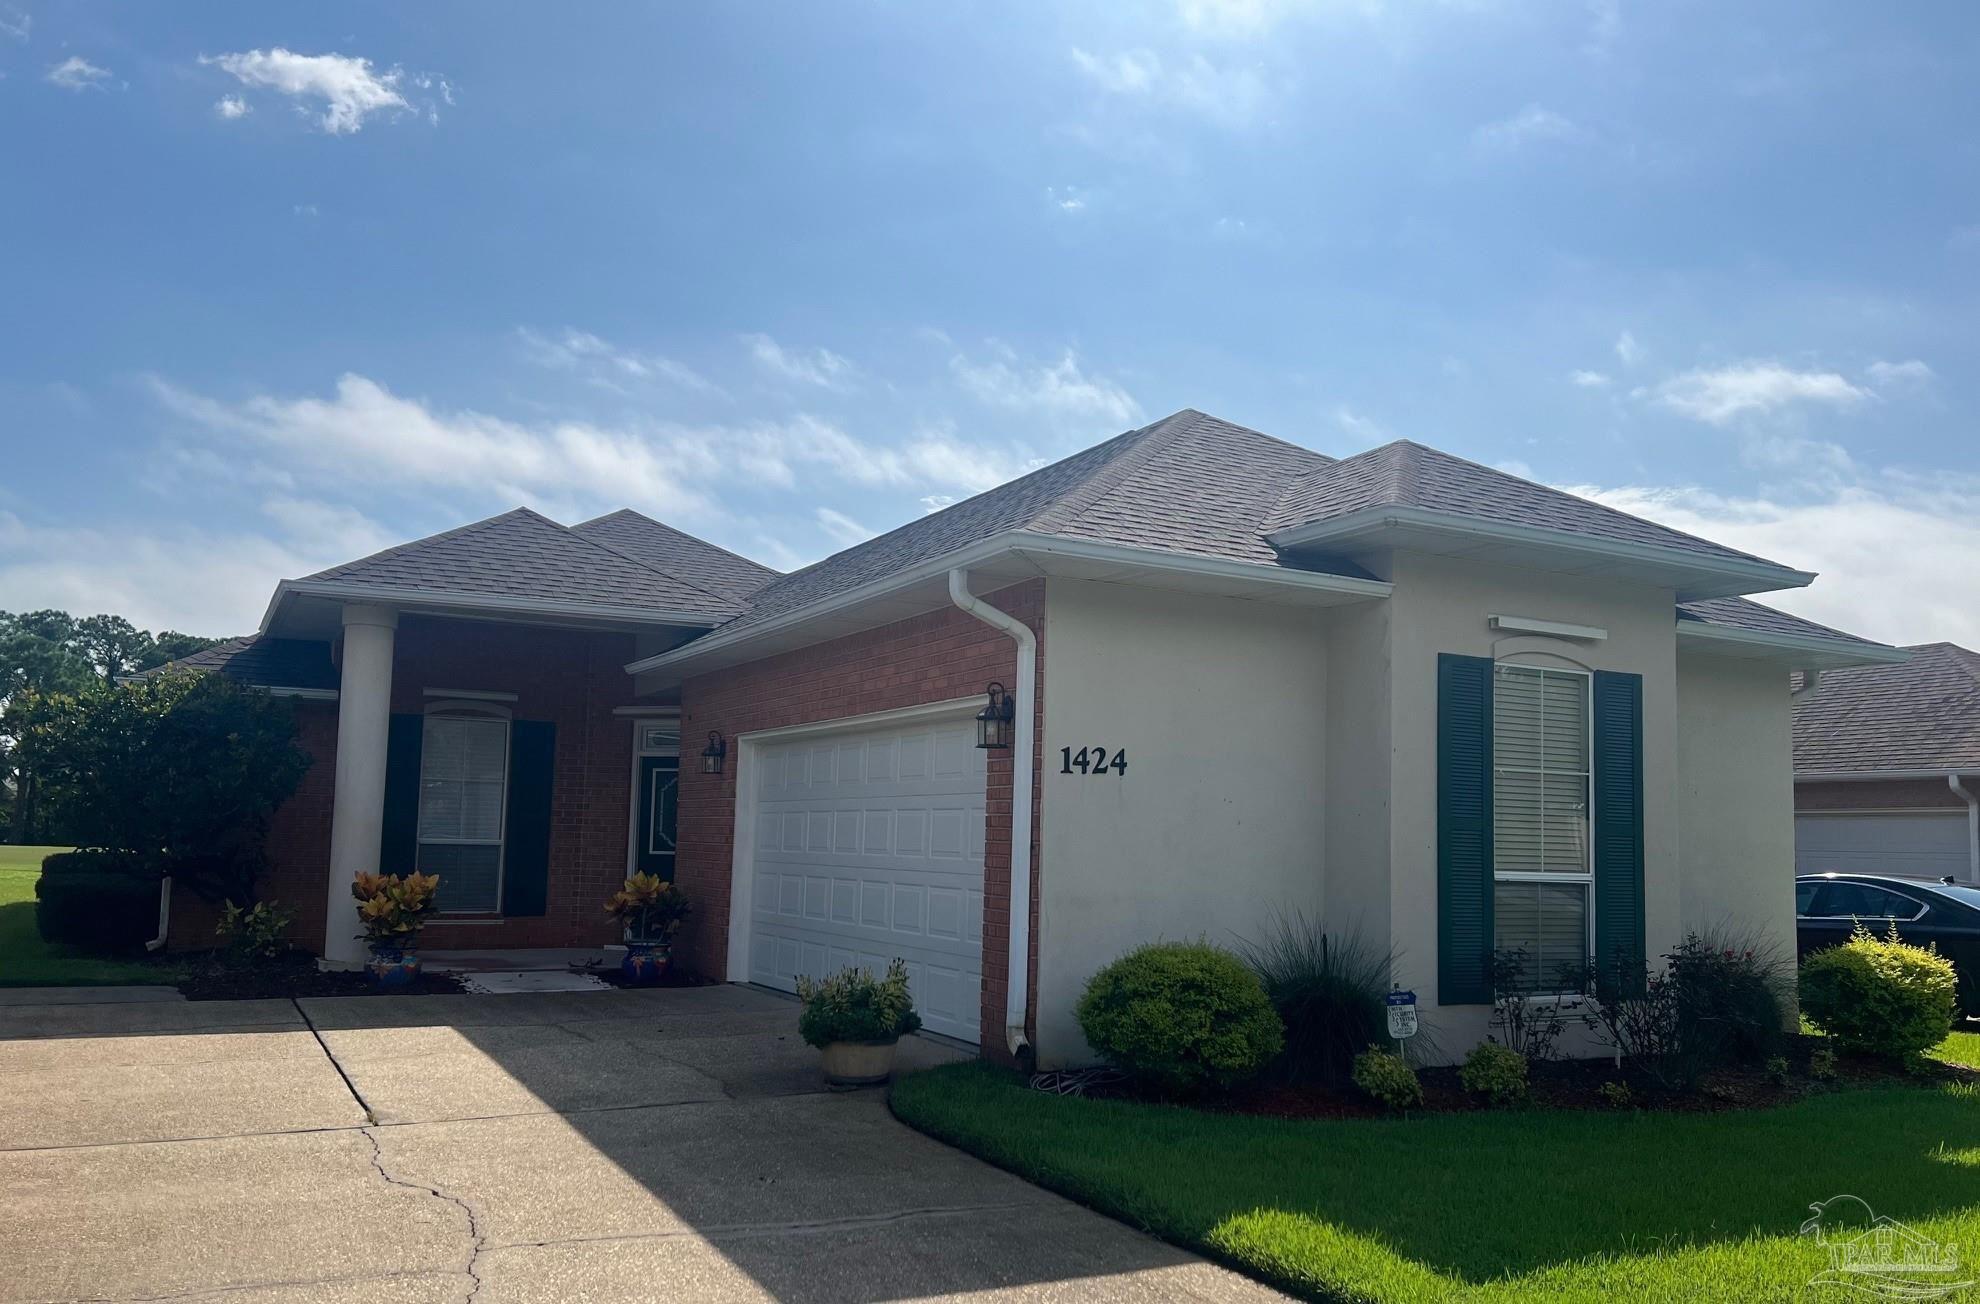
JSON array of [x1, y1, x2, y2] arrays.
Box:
[[367, 944, 421, 988], [622, 940, 672, 985]]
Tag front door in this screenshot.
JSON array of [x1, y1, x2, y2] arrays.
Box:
[[638, 755, 680, 881]]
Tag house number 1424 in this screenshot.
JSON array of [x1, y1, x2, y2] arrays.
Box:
[[1060, 746, 1127, 776]]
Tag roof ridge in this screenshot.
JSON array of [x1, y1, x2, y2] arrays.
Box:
[[573, 508, 780, 579], [302, 508, 539, 582], [547, 511, 742, 612], [1028, 410, 1206, 534]]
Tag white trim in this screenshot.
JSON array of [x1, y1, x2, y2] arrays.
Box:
[[417, 705, 511, 915], [1267, 505, 1816, 595], [264, 686, 339, 701], [259, 578, 731, 637], [624, 529, 1391, 678], [725, 696, 983, 987], [1676, 620, 1908, 666], [1489, 614, 1607, 642], [1797, 769, 1980, 783], [1491, 662, 1597, 969], [422, 688, 519, 702], [1797, 807, 1974, 816], [612, 705, 683, 717]]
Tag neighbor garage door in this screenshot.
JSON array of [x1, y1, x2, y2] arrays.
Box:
[[1795, 812, 1971, 881], [746, 713, 986, 1043]]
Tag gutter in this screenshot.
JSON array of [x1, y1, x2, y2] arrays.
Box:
[[945, 567, 1036, 1061], [145, 876, 171, 952], [258, 579, 734, 638], [1952, 775, 1980, 885]]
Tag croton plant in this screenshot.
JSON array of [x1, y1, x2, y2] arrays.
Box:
[[352, 871, 441, 947], [605, 872, 691, 944]]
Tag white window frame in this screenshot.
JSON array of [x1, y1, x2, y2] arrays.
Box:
[[417, 699, 512, 916], [1491, 661, 1596, 982]]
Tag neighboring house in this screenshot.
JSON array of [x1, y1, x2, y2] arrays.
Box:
[[1793, 642, 1980, 884], [156, 409, 1901, 1064]]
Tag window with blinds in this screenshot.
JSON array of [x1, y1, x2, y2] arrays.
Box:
[[1491, 664, 1591, 985], [417, 712, 509, 913]]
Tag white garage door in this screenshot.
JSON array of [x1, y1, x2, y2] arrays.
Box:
[[1796, 812, 1971, 881], [746, 713, 986, 1043]]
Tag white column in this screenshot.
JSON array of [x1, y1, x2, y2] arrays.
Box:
[[323, 604, 398, 966]]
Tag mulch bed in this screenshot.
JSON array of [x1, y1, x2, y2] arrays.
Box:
[[580, 963, 716, 991], [177, 953, 469, 1001]]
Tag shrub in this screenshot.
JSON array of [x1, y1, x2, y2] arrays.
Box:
[[215, 899, 295, 966], [1351, 1049, 1423, 1111], [1459, 1042, 1529, 1105], [1800, 924, 1958, 1061], [352, 872, 440, 949], [797, 958, 923, 1047], [1234, 911, 1391, 1083], [1765, 1055, 1791, 1087], [604, 873, 690, 942], [1665, 929, 1791, 1061], [1077, 941, 1284, 1096], [1575, 931, 1793, 1090], [1809, 1046, 1838, 1081], [34, 849, 159, 952], [1489, 949, 1578, 1062], [1597, 1080, 1633, 1109]]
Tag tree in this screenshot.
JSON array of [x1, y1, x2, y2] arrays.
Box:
[[14, 671, 310, 903], [136, 630, 225, 672], [72, 614, 155, 682]]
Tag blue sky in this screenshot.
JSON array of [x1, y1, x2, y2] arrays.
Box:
[[3, 1, 1977, 643]]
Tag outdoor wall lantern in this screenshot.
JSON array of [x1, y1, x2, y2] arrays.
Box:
[[699, 730, 727, 775], [975, 682, 1017, 750]]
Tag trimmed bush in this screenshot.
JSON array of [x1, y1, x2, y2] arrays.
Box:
[[796, 958, 923, 1047], [1459, 1042, 1529, 1105], [1351, 1048, 1423, 1111], [1800, 923, 1958, 1061], [1235, 911, 1392, 1084], [1077, 941, 1284, 1096], [35, 850, 160, 953]]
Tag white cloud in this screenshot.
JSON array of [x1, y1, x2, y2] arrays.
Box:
[[1473, 104, 1583, 151], [1071, 47, 1266, 127], [815, 507, 876, 548], [214, 95, 250, 119], [1569, 369, 1610, 388], [0, 7, 29, 41], [1615, 330, 1644, 366], [1333, 405, 1391, 443], [1581, 476, 1980, 647], [1867, 358, 1933, 387], [950, 347, 1140, 427], [518, 327, 716, 395], [46, 56, 110, 91], [1653, 362, 1871, 426], [201, 48, 422, 134], [1046, 185, 1087, 213], [743, 333, 859, 391], [920, 494, 957, 514]]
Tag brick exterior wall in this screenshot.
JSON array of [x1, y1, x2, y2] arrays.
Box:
[[1796, 778, 1969, 812], [189, 615, 654, 955], [675, 581, 1045, 1061]]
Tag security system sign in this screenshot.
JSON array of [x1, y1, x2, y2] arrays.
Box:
[[1386, 990, 1418, 1040]]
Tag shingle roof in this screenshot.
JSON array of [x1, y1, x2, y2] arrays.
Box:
[[571, 509, 779, 603], [724, 409, 1339, 630], [147, 636, 339, 691], [1266, 439, 1785, 569], [1794, 642, 1980, 774], [301, 507, 742, 618], [1678, 597, 1882, 646]]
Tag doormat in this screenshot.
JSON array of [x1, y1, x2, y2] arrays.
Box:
[[455, 971, 615, 995]]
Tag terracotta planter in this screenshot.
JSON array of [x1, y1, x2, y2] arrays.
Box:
[[819, 1039, 899, 1087], [367, 943, 420, 988], [621, 940, 672, 985]]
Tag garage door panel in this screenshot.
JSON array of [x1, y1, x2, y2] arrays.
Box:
[[747, 716, 986, 1043], [1796, 813, 1970, 879]]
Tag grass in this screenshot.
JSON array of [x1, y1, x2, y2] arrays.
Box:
[[0, 845, 181, 986], [892, 1060, 1980, 1302]]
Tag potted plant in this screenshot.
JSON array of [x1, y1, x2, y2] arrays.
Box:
[[796, 958, 923, 1086], [352, 871, 440, 987], [605, 873, 690, 984]]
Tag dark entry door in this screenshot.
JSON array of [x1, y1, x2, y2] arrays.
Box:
[[637, 755, 680, 881]]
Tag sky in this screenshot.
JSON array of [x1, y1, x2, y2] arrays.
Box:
[[2, 2, 1977, 645]]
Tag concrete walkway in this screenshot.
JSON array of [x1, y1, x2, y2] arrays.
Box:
[[0, 984, 1282, 1302]]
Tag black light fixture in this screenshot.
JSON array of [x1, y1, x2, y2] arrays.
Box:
[[975, 681, 1017, 750], [699, 730, 727, 775]]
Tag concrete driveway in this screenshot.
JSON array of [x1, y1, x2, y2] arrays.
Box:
[[0, 984, 1281, 1303]]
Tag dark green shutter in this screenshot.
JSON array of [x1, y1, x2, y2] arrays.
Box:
[[501, 721, 556, 917], [1592, 671, 1646, 979], [378, 714, 423, 875], [1437, 653, 1495, 1004]]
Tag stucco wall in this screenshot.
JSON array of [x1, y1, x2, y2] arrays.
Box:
[[1677, 653, 1797, 968], [1033, 578, 1331, 1067], [1322, 596, 1394, 949], [1371, 552, 1682, 1055]]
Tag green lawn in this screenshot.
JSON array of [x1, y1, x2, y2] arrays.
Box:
[[892, 1061, 1980, 1302], [0, 845, 181, 986]]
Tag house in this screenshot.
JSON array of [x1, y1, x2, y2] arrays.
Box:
[[1793, 642, 1980, 883], [159, 409, 1901, 1064]]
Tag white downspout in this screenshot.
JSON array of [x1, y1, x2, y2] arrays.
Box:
[[1950, 774, 1980, 885], [1791, 669, 1822, 700], [144, 876, 172, 952], [946, 568, 1036, 1059]]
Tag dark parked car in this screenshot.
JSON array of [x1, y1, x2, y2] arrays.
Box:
[[1795, 873, 1980, 1013]]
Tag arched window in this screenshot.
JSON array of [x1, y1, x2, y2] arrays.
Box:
[[417, 702, 511, 913]]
